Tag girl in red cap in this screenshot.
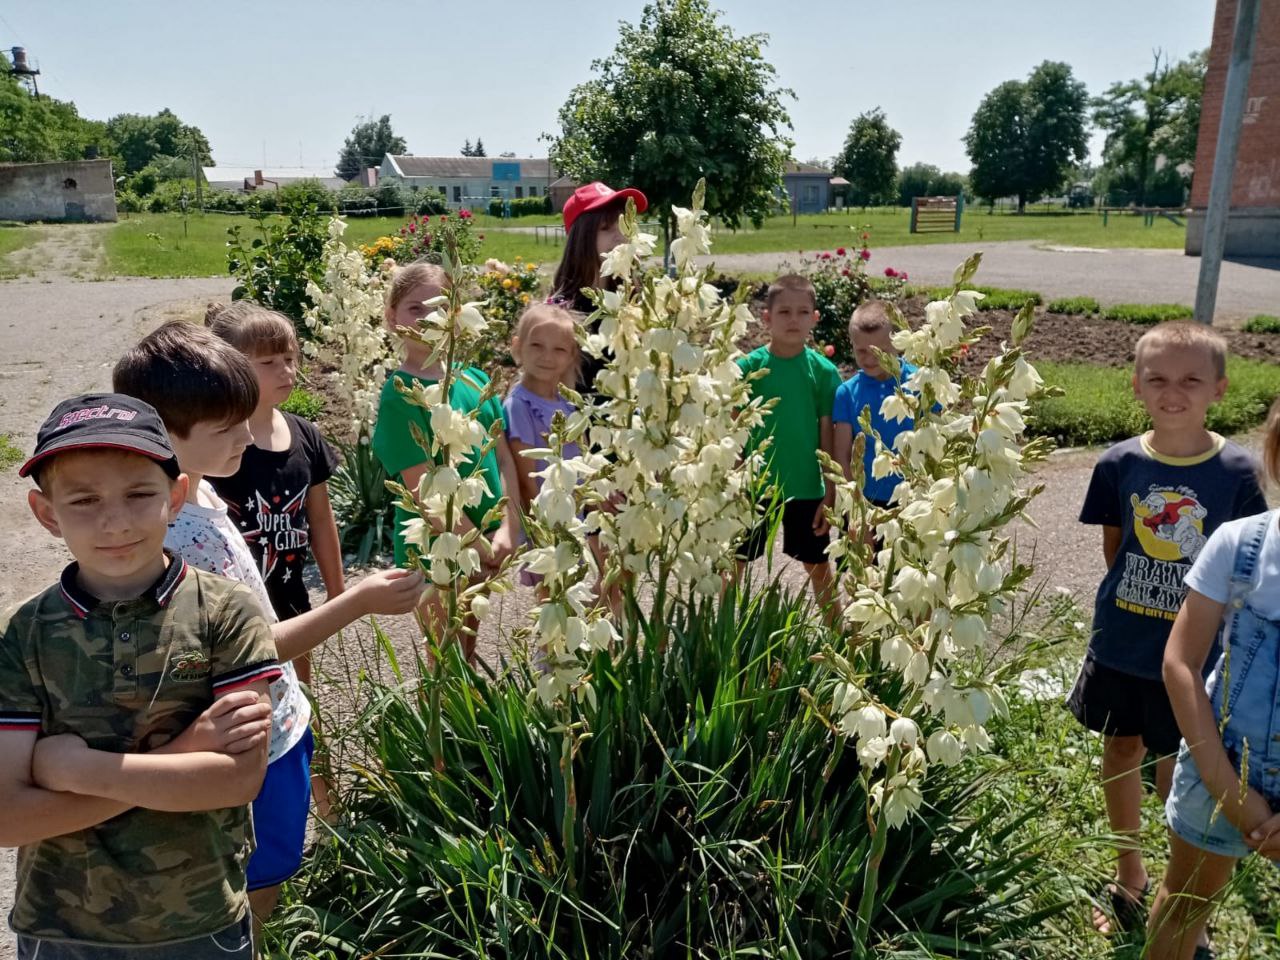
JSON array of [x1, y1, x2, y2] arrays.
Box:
[[549, 182, 648, 394]]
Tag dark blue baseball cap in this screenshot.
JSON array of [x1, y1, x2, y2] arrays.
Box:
[[20, 393, 181, 480]]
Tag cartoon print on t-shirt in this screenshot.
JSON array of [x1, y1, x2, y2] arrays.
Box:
[[229, 485, 310, 583], [1131, 487, 1208, 562]]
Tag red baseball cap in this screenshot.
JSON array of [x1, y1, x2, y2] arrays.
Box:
[[562, 182, 648, 233]]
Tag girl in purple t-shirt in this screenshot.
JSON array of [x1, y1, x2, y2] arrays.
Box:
[[504, 304, 583, 588]]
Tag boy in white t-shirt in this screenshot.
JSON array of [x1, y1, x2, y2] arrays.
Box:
[[113, 321, 426, 943]]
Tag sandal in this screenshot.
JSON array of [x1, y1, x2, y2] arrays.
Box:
[[1092, 879, 1150, 934]]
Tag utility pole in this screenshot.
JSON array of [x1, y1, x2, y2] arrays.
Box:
[[1193, 0, 1261, 325], [191, 146, 204, 212]]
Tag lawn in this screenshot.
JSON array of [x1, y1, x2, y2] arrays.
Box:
[[0, 222, 43, 276], [100, 205, 1185, 279]]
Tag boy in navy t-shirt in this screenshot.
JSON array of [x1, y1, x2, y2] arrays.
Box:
[[1067, 321, 1266, 936]]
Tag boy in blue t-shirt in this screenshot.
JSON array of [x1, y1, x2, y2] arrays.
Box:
[[833, 300, 916, 508], [1067, 321, 1266, 937]]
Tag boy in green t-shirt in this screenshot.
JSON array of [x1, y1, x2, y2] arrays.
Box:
[[373, 263, 522, 663], [735, 274, 842, 621]]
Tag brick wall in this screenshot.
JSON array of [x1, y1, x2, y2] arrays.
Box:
[[1190, 0, 1280, 209]]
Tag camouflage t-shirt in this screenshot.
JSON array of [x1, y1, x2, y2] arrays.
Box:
[[0, 556, 282, 945]]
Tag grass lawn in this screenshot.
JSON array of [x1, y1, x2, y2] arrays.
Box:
[[100, 206, 1186, 279], [0, 222, 44, 276]]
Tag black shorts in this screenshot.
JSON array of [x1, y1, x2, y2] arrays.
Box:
[[737, 497, 830, 566], [1066, 657, 1181, 756]]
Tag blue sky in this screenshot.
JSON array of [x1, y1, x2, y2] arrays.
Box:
[[2, 0, 1214, 175]]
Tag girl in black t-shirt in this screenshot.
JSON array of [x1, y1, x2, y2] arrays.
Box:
[[205, 302, 345, 686]]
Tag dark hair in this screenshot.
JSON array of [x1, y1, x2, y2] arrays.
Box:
[[206, 300, 299, 357], [550, 199, 626, 310], [765, 274, 817, 312], [113, 321, 259, 437]]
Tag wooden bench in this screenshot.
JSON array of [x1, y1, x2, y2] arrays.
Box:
[[910, 195, 962, 234]]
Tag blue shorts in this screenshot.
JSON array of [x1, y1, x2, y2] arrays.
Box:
[[1166, 741, 1279, 863], [247, 727, 314, 890]]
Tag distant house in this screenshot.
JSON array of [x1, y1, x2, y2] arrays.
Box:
[[201, 167, 346, 194], [782, 162, 835, 213], [380, 155, 556, 208]]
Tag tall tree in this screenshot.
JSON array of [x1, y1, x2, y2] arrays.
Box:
[[105, 108, 213, 174], [461, 139, 473, 157], [965, 61, 1088, 212], [1092, 50, 1205, 207], [896, 163, 966, 206], [336, 114, 406, 180], [548, 0, 793, 256], [473, 137, 486, 158], [833, 108, 900, 208]]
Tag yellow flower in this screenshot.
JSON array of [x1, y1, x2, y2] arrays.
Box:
[[521, 294, 530, 304], [502, 278, 514, 290], [526, 263, 536, 272]]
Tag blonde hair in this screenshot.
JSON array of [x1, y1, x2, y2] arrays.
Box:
[[513, 303, 581, 387], [765, 273, 816, 312], [1264, 397, 1280, 488], [849, 299, 893, 337], [386, 261, 450, 315], [206, 300, 298, 356], [1134, 321, 1228, 379]]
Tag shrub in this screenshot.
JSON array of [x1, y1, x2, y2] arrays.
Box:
[[1101, 303, 1193, 326], [1046, 295, 1100, 315], [204, 190, 249, 213], [280, 386, 325, 421], [373, 181, 412, 217], [1028, 358, 1280, 446], [273, 587, 1080, 959], [360, 209, 480, 267], [1243, 314, 1280, 334], [486, 195, 552, 218], [416, 191, 448, 216], [907, 285, 1041, 311], [278, 179, 337, 214], [475, 256, 541, 365], [795, 244, 909, 363], [226, 204, 329, 327]]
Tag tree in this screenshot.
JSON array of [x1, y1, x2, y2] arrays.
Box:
[[895, 163, 965, 206], [105, 108, 212, 174], [833, 108, 900, 208], [460, 138, 487, 158], [1092, 50, 1205, 206], [548, 0, 793, 258], [0, 51, 105, 163], [336, 114, 406, 180], [964, 61, 1088, 212]]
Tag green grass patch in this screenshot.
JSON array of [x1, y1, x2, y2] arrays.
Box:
[[103, 213, 552, 277], [280, 387, 325, 421], [1243, 314, 1280, 334], [1046, 295, 1100, 315], [0, 223, 43, 276], [909, 284, 1042, 310], [0, 434, 24, 471], [1101, 302, 1193, 326], [1029, 357, 1280, 446]]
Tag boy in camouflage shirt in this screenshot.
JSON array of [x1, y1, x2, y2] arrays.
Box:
[[0, 394, 282, 959]]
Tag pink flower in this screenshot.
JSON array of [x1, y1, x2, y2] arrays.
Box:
[[859, 248, 871, 261], [900, 271, 908, 282], [820, 251, 832, 260], [841, 268, 850, 276], [399, 227, 406, 236], [884, 267, 897, 278], [422, 216, 430, 224], [836, 247, 846, 256], [824, 344, 836, 358], [408, 223, 416, 233]]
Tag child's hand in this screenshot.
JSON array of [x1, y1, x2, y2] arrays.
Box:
[[353, 568, 427, 616], [1246, 810, 1280, 860], [167, 691, 272, 755], [32, 733, 88, 792], [812, 502, 830, 537], [487, 524, 517, 572]]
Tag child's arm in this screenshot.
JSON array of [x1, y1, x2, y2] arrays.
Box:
[[271, 567, 425, 663], [305, 481, 346, 599], [30, 680, 274, 814], [487, 433, 524, 569], [832, 423, 854, 482], [813, 416, 835, 535], [0, 731, 130, 846], [1163, 589, 1273, 834], [1101, 525, 1122, 568], [507, 438, 540, 513]]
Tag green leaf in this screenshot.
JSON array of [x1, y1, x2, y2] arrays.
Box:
[[1011, 299, 1036, 347]]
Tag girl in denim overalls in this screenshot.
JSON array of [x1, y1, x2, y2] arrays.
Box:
[[1150, 399, 1280, 960]]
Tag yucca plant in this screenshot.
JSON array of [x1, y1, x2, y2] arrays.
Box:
[[327, 437, 395, 565], [273, 583, 1078, 959]]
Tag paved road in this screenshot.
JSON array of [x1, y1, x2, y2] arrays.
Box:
[[701, 240, 1280, 323]]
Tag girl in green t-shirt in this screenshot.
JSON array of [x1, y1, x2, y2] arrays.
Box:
[[372, 262, 522, 663]]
